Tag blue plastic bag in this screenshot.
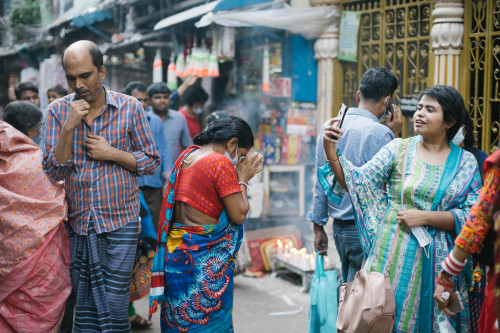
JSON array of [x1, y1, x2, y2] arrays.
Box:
[[308, 253, 337, 333], [139, 190, 158, 240]]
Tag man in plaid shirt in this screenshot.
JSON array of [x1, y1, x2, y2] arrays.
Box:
[[43, 40, 160, 332]]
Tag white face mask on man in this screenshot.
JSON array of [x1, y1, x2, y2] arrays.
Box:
[[452, 127, 465, 146], [193, 107, 203, 115]]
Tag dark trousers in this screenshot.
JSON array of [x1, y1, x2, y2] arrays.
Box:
[[59, 290, 76, 333], [332, 219, 364, 284], [140, 186, 163, 231]]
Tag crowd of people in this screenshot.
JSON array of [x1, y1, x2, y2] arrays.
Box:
[[0, 39, 499, 333]]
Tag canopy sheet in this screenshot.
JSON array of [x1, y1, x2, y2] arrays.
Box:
[[195, 4, 339, 39]]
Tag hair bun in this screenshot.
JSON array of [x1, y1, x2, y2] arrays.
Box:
[[193, 131, 207, 145]]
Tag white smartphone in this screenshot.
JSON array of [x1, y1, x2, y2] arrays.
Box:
[[337, 103, 348, 129]]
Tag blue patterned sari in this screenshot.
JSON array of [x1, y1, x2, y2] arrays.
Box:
[[149, 147, 243, 332]]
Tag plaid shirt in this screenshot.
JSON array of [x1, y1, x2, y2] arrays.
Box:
[[43, 88, 160, 235]]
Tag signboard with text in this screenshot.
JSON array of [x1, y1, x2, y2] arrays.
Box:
[[338, 11, 361, 62]]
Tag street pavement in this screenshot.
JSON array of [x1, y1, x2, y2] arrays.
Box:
[[133, 274, 310, 333], [132, 220, 340, 332]]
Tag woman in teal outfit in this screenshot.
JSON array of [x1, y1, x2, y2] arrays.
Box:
[[320, 85, 481, 332]]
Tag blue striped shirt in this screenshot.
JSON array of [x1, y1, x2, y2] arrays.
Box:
[[43, 89, 160, 235], [307, 108, 394, 225]]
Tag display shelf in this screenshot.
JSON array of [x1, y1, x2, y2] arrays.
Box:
[[263, 164, 305, 217]]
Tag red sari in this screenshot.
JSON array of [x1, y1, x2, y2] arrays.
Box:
[[457, 149, 500, 333]]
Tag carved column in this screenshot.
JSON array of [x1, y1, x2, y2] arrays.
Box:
[[312, 0, 340, 131], [431, 0, 464, 88]]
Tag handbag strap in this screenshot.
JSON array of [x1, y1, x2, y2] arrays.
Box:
[[385, 140, 408, 272]]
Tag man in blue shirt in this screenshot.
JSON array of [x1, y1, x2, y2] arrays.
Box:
[[147, 82, 193, 162], [124, 81, 173, 231], [308, 67, 402, 284]]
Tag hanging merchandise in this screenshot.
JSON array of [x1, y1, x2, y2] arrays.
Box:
[[152, 49, 163, 83], [199, 46, 209, 77], [262, 43, 270, 92], [167, 53, 178, 90], [218, 27, 235, 62], [180, 43, 219, 78], [192, 47, 203, 77], [175, 54, 185, 78], [184, 51, 193, 77], [208, 51, 220, 77]]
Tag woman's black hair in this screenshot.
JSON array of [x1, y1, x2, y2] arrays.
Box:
[[462, 109, 476, 148], [2, 101, 42, 136], [417, 85, 466, 141], [193, 116, 254, 148]]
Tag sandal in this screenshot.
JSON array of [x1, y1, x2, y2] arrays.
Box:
[[129, 314, 153, 329]]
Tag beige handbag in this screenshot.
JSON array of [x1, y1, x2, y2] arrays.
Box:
[[336, 141, 408, 333]]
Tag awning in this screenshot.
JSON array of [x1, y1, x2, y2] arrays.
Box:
[[196, 4, 338, 39], [154, 1, 222, 31], [102, 31, 172, 53], [70, 8, 113, 28], [0, 45, 27, 58], [213, 0, 274, 12], [48, 6, 113, 29]]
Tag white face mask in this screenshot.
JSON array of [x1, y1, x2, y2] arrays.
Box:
[[452, 127, 465, 146], [193, 107, 203, 115], [411, 226, 433, 248], [224, 143, 239, 167]]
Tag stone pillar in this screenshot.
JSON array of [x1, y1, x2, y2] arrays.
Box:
[[431, 0, 464, 88], [313, 1, 340, 131]]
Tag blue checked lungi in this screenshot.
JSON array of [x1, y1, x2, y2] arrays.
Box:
[[67, 219, 139, 332]]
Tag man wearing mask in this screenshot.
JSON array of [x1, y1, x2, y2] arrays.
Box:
[[308, 67, 403, 287], [147, 82, 192, 162], [179, 85, 209, 139]]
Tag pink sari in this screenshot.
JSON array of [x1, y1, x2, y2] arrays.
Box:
[[0, 120, 71, 332]]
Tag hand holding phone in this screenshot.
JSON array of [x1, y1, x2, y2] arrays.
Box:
[[445, 291, 464, 314], [385, 98, 403, 137], [337, 103, 348, 129], [324, 104, 347, 144], [386, 97, 394, 116]]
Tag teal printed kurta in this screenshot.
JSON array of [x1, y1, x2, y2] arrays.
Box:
[[319, 137, 481, 332]]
